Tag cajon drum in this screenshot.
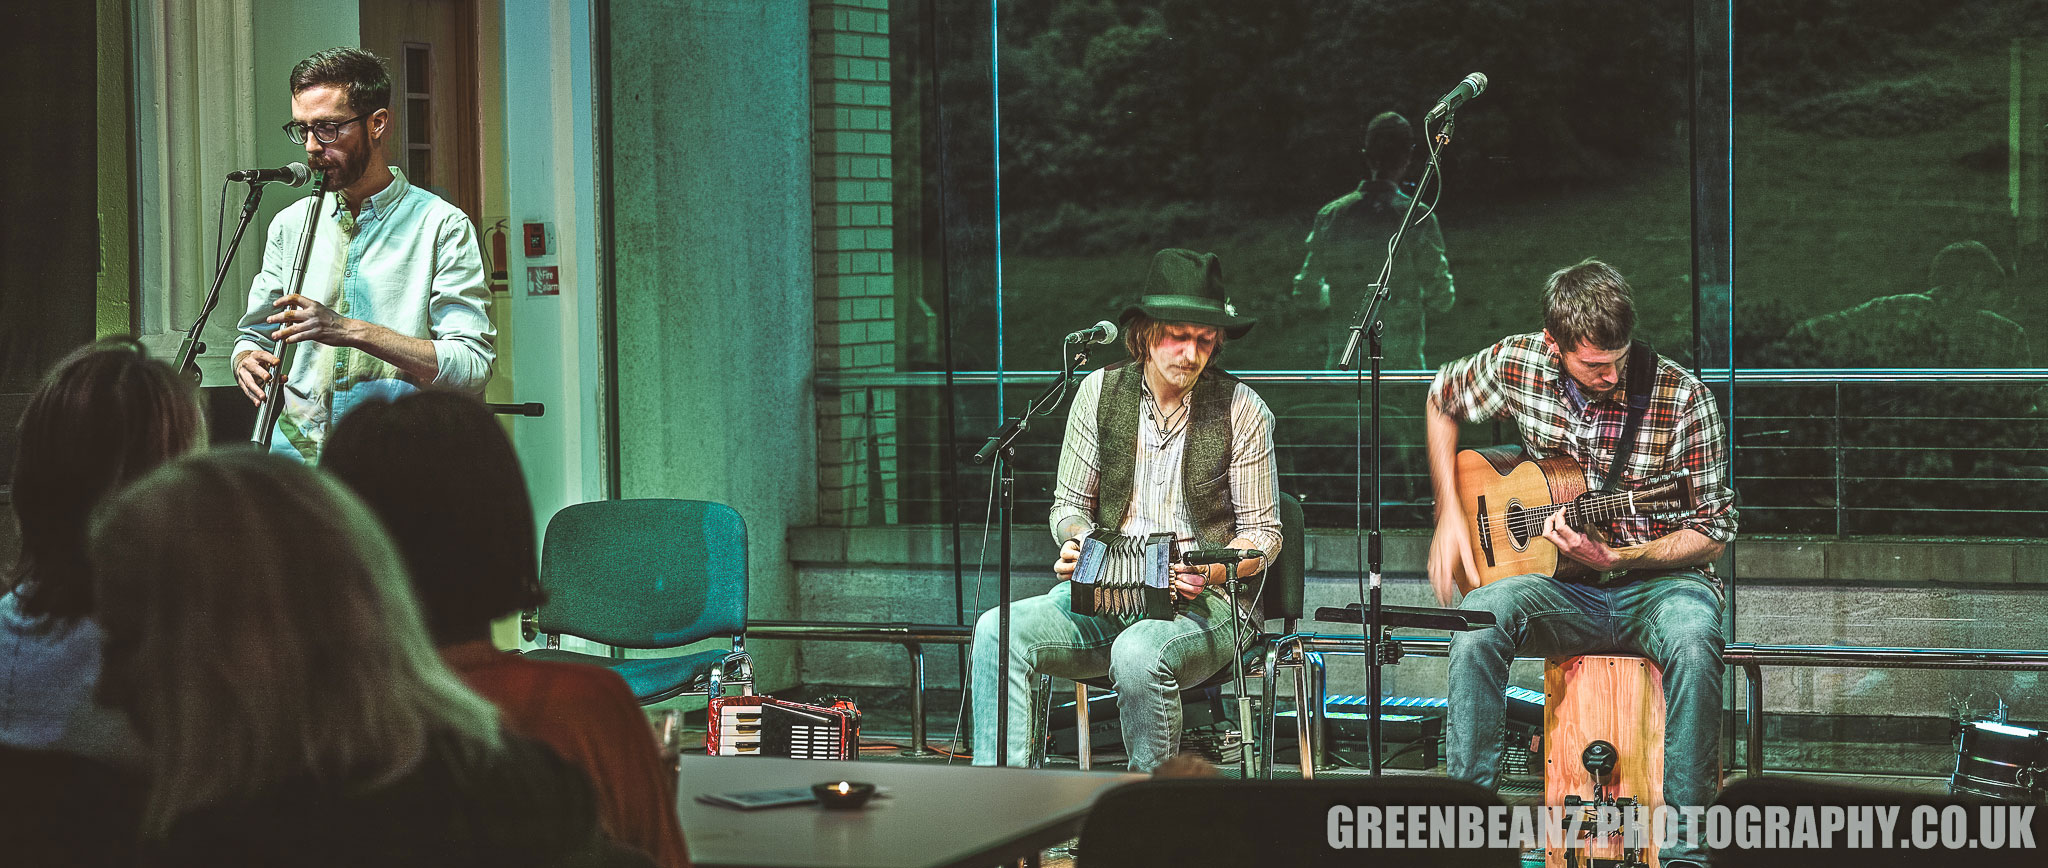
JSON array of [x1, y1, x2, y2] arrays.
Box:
[[1544, 655, 1665, 868]]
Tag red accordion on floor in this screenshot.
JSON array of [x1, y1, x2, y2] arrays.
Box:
[[706, 695, 861, 760]]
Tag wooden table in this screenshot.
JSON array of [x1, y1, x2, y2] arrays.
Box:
[[677, 755, 1144, 868]]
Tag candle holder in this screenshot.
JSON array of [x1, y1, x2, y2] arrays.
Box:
[[810, 780, 877, 810]]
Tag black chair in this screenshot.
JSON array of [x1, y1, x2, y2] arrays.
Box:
[[1077, 777, 1517, 867], [1712, 775, 2047, 867], [1037, 492, 1307, 770]]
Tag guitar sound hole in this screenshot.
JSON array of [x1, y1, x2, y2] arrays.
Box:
[[1503, 500, 1531, 551]]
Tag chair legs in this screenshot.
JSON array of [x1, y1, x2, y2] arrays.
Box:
[[1037, 668, 1287, 775], [1029, 676, 1098, 770], [1030, 674, 1052, 769], [1075, 682, 1093, 770]]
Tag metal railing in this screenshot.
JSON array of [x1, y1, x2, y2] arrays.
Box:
[[746, 620, 973, 756], [1264, 634, 2048, 780], [817, 368, 2048, 537]]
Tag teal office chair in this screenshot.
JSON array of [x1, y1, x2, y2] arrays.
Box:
[[522, 499, 753, 704]]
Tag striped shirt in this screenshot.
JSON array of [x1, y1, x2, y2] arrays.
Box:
[[1429, 333, 1737, 567], [1050, 367, 1283, 562]]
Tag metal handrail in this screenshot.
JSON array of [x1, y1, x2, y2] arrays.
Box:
[[747, 619, 973, 644], [818, 368, 2048, 389], [746, 619, 973, 756], [1266, 634, 2048, 780]]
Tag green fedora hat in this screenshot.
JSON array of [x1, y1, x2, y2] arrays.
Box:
[[1119, 248, 1257, 339]]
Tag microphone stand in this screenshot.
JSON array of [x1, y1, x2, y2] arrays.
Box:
[[972, 339, 1093, 766], [1181, 549, 1263, 779], [1335, 114, 1454, 776], [251, 173, 327, 449], [173, 181, 271, 381]]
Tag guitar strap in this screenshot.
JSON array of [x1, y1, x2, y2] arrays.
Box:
[[1599, 341, 1656, 493]]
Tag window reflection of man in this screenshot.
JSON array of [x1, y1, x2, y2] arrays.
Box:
[[1292, 111, 1456, 370]]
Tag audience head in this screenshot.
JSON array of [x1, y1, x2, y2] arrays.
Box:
[[87, 450, 498, 834], [322, 390, 543, 646], [9, 338, 202, 621], [1151, 752, 1221, 779]]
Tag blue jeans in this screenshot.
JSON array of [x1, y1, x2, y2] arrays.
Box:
[[1448, 571, 1724, 863], [971, 582, 1242, 772]]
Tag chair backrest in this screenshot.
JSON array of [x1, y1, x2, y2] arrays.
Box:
[[536, 498, 747, 649], [1257, 491, 1307, 623], [1078, 778, 1515, 867]]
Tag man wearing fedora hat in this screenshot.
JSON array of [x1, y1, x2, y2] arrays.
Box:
[[969, 249, 1283, 772]]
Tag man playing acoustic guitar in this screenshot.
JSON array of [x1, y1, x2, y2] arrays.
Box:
[[1425, 259, 1736, 868]]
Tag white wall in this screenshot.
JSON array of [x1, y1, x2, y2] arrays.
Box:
[[502, 0, 609, 532]]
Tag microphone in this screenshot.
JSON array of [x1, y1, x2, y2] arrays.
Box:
[[1064, 320, 1119, 345], [1425, 72, 1488, 120], [1180, 548, 1266, 566], [226, 162, 312, 186]]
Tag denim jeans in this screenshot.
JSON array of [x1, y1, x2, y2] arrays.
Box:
[[971, 582, 1242, 772], [1447, 571, 1724, 864]]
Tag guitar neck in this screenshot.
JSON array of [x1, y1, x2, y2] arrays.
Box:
[[1539, 489, 1640, 529]]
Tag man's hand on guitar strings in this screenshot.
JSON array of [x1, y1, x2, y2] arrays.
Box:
[[1426, 512, 1477, 606], [1542, 510, 1621, 571]]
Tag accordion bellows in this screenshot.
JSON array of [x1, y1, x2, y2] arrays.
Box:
[[1070, 530, 1176, 620]]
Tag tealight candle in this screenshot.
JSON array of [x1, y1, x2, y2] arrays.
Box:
[[811, 780, 877, 809]]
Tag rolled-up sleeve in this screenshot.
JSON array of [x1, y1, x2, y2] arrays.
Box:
[[233, 207, 296, 361], [427, 214, 496, 390], [1228, 384, 1283, 560], [1048, 370, 1104, 545], [1673, 382, 1739, 544], [1428, 337, 1515, 425]]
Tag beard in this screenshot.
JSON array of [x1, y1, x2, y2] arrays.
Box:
[[312, 148, 369, 193], [1574, 377, 1619, 403]]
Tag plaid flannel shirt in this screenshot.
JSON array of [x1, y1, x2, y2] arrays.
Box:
[[1429, 333, 1737, 575]]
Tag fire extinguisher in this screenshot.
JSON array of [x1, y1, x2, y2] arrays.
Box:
[[487, 218, 510, 285]]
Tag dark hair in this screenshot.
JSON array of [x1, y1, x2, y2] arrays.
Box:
[[87, 449, 499, 835], [1363, 111, 1415, 173], [1122, 314, 1226, 366], [321, 390, 542, 645], [289, 47, 392, 114], [1543, 258, 1636, 352], [10, 338, 203, 621], [1928, 240, 2002, 293]]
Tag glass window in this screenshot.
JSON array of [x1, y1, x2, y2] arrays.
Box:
[[1731, 0, 2047, 536]]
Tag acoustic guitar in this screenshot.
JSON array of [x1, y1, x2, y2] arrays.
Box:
[[1448, 445, 1696, 590]]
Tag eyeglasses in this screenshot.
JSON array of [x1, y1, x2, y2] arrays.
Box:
[[283, 112, 369, 145]]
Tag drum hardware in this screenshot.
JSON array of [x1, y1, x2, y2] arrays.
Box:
[[1951, 719, 2048, 803]]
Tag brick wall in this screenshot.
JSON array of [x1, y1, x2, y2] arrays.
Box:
[[810, 0, 897, 524]]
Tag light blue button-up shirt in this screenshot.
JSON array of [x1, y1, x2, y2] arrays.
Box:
[[235, 167, 495, 461]]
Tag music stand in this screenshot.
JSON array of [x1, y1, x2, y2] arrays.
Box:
[[1313, 602, 1496, 771]]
